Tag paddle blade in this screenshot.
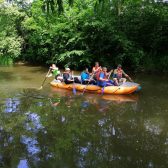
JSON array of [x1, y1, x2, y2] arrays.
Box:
[[101, 82, 107, 95], [73, 82, 77, 95], [73, 87, 77, 95], [101, 87, 105, 95], [38, 86, 43, 90]]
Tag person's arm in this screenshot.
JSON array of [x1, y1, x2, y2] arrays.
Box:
[[46, 67, 53, 77], [68, 78, 74, 82], [99, 73, 108, 81], [107, 69, 113, 78], [123, 70, 133, 82]]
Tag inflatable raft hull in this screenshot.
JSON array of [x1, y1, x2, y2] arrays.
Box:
[[50, 81, 140, 95]]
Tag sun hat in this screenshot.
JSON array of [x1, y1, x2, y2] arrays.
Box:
[[65, 67, 70, 71]]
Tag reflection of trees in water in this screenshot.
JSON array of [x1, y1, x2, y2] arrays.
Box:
[[0, 89, 48, 167], [36, 96, 168, 167], [0, 98, 20, 113], [0, 90, 168, 167]]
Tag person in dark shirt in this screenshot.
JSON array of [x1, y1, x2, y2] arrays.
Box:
[[63, 68, 74, 84], [63, 67, 80, 84]]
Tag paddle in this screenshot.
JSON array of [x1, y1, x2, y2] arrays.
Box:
[[101, 69, 113, 95], [38, 68, 51, 90], [82, 73, 95, 95], [73, 80, 77, 95]]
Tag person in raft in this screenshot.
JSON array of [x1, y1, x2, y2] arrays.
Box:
[[47, 64, 62, 82], [63, 67, 80, 84], [92, 62, 102, 80], [113, 64, 133, 86], [81, 68, 96, 85], [97, 67, 114, 87], [63, 67, 74, 84]]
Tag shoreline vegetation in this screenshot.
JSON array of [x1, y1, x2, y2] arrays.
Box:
[[13, 62, 168, 75], [0, 0, 167, 72]]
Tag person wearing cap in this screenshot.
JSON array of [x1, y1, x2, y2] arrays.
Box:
[[63, 67, 73, 84], [113, 64, 133, 86]]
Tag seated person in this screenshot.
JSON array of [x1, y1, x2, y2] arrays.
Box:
[[63, 68, 74, 84], [113, 64, 133, 86], [81, 68, 96, 85], [63, 68, 80, 84], [92, 62, 102, 80], [97, 67, 114, 87]]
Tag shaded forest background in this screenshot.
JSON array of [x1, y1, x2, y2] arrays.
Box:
[[0, 0, 168, 71]]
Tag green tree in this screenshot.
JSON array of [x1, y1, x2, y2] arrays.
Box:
[[0, 3, 24, 64], [1, 0, 167, 71]]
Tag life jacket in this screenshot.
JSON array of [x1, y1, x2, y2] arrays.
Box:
[[63, 72, 70, 81], [96, 71, 107, 81], [92, 66, 101, 73]]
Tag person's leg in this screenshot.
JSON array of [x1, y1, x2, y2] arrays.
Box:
[[119, 78, 126, 84], [109, 80, 115, 85], [90, 79, 97, 85], [82, 80, 87, 85], [74, 77, 81, 83], [65, 80, 73, 84], [102, 81, 107, 87], [106, 80, 113, 86], [113, 78, 119, 86], [98, 81, 106, 87], [122, 78, 127, 83], [56, 75, 63, 82]]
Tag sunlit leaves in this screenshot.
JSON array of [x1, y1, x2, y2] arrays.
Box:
[[2, 0, 167, 70], [0, 5, 24, 64]]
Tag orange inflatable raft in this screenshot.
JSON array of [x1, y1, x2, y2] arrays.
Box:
[[50, 81, 140, 95]]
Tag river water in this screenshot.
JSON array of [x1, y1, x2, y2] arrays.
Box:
[[0, 65, 168, 168]]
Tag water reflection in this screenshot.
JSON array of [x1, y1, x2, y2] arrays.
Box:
[[0, 91, 165, 167], [0, 88, 161, 167], [0, 66, 168, 167], [1, 88, 142, 167], [5, 98, 20, 113], [21, 136, 41, 156], [17, 159, 29, 168], [25, 112, 44, 133]]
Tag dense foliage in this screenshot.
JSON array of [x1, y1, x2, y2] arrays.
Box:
[[0, 1, 24, 64], [0, 0, 168, 71]]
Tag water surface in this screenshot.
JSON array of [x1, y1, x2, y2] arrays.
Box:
[[0, 65, 168, 168]]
